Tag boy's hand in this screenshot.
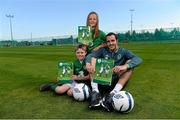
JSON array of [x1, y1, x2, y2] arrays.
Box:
[[71, 75, 78, 80]]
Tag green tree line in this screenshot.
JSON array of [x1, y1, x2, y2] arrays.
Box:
[[118, 28, 180, 42]]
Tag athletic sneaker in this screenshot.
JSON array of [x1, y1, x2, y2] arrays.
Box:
[[89, 91, 102, 108], [39, 83, 51, 91], [101, 93, 115, 112]]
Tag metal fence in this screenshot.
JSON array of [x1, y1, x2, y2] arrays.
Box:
[[1, 27, 180, 47]]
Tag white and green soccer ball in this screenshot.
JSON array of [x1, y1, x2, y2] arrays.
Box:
[[72, 83, 90, 101], [112, 91, 134, 113]]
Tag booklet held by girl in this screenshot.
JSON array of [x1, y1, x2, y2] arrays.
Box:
[[78, 26, 92, 45]]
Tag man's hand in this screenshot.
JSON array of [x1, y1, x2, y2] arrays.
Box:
[[112, 64, 128, 74], [86, 63, 95, 73]]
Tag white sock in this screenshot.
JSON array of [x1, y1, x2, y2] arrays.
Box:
[[111, 83, 123, 94], [91, 81, 99, 93]]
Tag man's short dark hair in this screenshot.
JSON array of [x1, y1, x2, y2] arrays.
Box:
[[106, 32, 118, 40]]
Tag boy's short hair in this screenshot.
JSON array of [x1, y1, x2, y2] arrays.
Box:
[[75, 44, 88, 52], [105, 32, 118, 41]]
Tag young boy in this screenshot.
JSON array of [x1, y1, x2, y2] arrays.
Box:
[[40, 44, 90, 97]]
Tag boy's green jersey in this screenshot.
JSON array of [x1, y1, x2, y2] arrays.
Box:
[[73, 59, 88, 77], [93, 58, 114, 85], [87, 30, 106, 53]]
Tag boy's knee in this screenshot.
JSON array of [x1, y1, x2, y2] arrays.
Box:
[[55, 87, 65, 94]]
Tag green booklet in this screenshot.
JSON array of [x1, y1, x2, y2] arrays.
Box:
[[94, 59, 114, 85], [57, 62, 73, 84], [78, 26, 92, 45]]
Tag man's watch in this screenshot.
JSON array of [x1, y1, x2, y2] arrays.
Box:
[[127, 64, 131, 69]]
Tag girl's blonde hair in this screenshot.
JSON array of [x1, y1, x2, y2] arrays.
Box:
[[86, 11, 99, 38]]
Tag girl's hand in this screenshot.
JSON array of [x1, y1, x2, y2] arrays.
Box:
[[93, 44, 107, 51], [92, 46, 99, 52]]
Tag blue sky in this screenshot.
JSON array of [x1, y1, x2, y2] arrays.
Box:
[[0, 0, 180, 40]]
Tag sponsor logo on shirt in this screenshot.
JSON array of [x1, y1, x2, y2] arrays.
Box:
[[116, 54, 121, 60], [105, 54, 109, 59]]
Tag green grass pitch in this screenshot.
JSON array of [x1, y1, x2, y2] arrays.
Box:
[[0, 43, 179, 119]]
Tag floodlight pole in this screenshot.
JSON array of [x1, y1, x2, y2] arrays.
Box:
[[170, 22, 174, 28], [31, 32, 32, 41], [129, 9, 135, 36], [6, 14, 14, 41]]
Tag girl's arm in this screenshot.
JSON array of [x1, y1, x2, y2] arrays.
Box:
[[93, 43, 107, 52]]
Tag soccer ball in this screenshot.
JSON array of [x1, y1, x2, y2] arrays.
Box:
[[112, 91, 134, 113], [72, 83, 90, 101]]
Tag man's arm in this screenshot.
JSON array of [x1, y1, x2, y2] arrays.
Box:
[[113, 49, 142, 74], [85, 48, 104, 73], [85, 48, 104, 63], [124, 49, 143, 69]]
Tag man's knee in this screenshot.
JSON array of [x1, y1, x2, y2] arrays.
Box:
[[118, 69, 133, 78], [126, 69, 133, 76], [113, 69, 133, 89]]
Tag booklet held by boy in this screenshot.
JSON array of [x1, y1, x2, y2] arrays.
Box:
[[57, 62, 73, 84]]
